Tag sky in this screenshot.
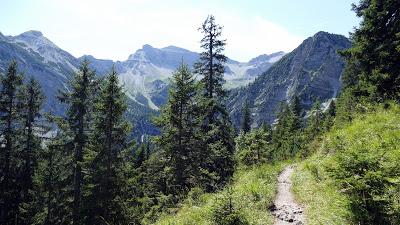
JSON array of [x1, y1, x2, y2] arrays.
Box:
[[0, 0, 360, 62]]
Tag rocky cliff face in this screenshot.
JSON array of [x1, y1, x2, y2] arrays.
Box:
[[227, 31, 351, 128]]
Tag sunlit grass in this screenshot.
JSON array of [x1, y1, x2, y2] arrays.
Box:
[[154, 162, 287, 225], [292, 155, 355, 225], [292, 103, 400, 225]]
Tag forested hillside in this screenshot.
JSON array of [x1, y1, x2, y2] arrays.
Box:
[[0, 0, 399, 225]]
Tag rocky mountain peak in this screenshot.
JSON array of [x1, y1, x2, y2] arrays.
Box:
[[18, 30, 43, 37], [248, 51, 286, 65], [227, 31, 351, 127], [13, 30, 60, 53]]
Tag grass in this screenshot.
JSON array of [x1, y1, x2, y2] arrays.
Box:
[[154, 162, 287, 225], [292, 154, 356, 225], [291, 103, 400, 225]]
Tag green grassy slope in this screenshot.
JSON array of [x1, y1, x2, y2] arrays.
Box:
[[292, 104, 400, 225], [292, 154, 355, 224], [155, 163, 287, 225]]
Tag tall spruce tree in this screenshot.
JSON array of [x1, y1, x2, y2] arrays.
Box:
[[241, 102, 251, 134], [84, 67, 133, 224], [0, 61, 24, 224], [194, 15, 235, 189], [272, 97, 304, 159], [59, 60, 97, 225], [17, 78, 45, 224], [33, 125, 74, 225], [341, 0, 400, 101], [154, 63, 200, 194], [323, 100, 336, 131], [290, 96, 302, 130], [305, 100, 323, 142]]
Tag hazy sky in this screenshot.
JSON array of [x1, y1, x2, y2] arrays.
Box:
[[0, 0, 359, 62]]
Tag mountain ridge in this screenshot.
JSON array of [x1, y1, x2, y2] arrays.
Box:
[[0, 29, 285, 136], [227, 31, 351, 128]]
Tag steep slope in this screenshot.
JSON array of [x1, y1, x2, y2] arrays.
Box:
[[227, 31, 351, 127]]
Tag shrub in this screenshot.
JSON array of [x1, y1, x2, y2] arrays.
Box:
[[324, 104, 400, 224], [211, 188, 249, 225]]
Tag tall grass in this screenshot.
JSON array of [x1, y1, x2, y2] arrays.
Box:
[[154, 163, 287, 225], [292, 103, 400, 225], [292, 154, 356, 225]]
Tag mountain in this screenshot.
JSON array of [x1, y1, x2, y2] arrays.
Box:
[[0, 30, 284, 136], [86, 44, 285, 110], [0, 30, 79, 114], [227, 31, 351, 128]]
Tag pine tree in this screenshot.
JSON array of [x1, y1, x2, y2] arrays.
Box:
[[341, 0, 400, 101], [59, 59, 97, 225], [194, 15, 235, 189], [154, 63, 200, 194], [290, 96, 302, 130], [241, 102, 251, 134], [84, 66, 133, 224], [33, 125, 74, 225], [323, 100, 336, 131], [195, 15, 227, 103], [272, 97, 304, 159], [272, 102, 290, 159], [0, 61, 24, 224], [17, 78, 45, 224], [305, 100, 323, 141], [134, 143, 147, 168]]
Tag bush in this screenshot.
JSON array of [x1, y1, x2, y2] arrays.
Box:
[[324, 104, 400, 224], [211, 188, 249, 225]]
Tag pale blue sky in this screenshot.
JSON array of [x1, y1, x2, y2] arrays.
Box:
[[0, 0, 359, 61]]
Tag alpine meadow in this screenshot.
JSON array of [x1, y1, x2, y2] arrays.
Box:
[[0, 0, 399, 225]]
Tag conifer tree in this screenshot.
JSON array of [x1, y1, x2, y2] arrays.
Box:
[[154, 63, 200, 193], [272, 103, 290, 159], [195, 15, 227, 103], [84, 67, 133, 224], [305, 100, 323, 141], [241, 102, 251, 134], [17, 78, 45, 224], [323, 100, 336, 131], [194, 15, 235, 189], [33, 126, 74, 225], [0, 61, 24, 224], [341, 0, 400, 101], [59, 60, 97, 225], [272, 97, 304, 159], [134, 143, 147, 168], [290, 96, 302, 130]]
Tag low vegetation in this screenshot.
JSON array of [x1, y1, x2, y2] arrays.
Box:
[[292, 154, 356, 225], [292, 104, 400, 225], [155, 163, 286, 225]]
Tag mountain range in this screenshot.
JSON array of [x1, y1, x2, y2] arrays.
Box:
[[0, 30, 285, 136], [0, 30, 350, 136]]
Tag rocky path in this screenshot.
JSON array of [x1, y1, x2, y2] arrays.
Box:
[[270, 165, 305, 225]]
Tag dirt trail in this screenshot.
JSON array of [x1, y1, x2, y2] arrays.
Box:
[[270, 165, 305, 225]]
